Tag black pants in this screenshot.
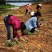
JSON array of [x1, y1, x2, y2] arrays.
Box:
[[25, 9, 28, 15], [4, 16, 11, 40], [30, 28, 35, 33]]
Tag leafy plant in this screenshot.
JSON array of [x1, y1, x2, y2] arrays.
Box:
[[40, 17, 44, 21], [4, 40, 12, 47], [12, 41, 21, 45]]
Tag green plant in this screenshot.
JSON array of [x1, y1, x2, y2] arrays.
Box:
[[4, 40, 12, 47], [40, 17, 44, 21], [12, 41, 21, 45], [24, 30, 38, 35]]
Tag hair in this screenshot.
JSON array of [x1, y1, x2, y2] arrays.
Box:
[[8, 15, 13, 18], [6, 15, 13, 22], [20, 22, 26, 30]]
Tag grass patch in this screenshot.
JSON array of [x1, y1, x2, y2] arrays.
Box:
[[24, 30, 38, 35], [0, 9, 10, 15], [0, 4, 17, 15], [4, 40, 21, 47], [0, 4, 16, 9]]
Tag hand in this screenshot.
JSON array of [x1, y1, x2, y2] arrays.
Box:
[[40, 24, 43, 27], [19, 36, 28, 43], [23, 36, 28, 41], [35, 28, 39, 32]]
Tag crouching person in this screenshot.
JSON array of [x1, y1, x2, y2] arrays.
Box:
[[4, 15, 28, 45], [25, 11, 42, 33]]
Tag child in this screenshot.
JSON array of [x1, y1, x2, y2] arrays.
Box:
[[25, 11, 42, 32], [4, 15, 27, 43]]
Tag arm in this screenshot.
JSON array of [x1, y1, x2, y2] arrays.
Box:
[[37, 20, 43, 27], [33, 18, 39, 32], [37, 20, 41, 27], [33, 17, 37, 28]]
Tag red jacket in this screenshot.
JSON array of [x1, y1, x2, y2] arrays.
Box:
[[7, 16, 21, 29]]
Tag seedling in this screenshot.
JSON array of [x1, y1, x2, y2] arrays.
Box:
[[24, 30, 38, 35], [12, 41, 21, 45], [40, 17, 44, 21], [4, 40, 12, 47]]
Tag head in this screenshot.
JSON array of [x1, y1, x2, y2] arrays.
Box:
[[30, 11, 35, 17], [8, 14, 13, 18], [20, 22, 26, 30], [38, 4, 42, 6], [34, 11, 42, 19], [27, 3, 31, 6], [36, 4, 42, 10]]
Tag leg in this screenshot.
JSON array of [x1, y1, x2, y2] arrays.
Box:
[[4, 17, 11, 40], [25, 9, 28, 15], [13, 29, 19, 38], [21, 30, 26, 36]]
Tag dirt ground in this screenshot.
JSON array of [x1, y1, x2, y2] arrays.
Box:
[[0, 3, 52, 52]]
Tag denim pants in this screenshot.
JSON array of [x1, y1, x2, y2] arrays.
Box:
[[4, 16, 11, 40]]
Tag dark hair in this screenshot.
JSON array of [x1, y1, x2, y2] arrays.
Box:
[[34, 11, 42, 17], [20, 22, 26, 30], [6, 15, 13, 22], [8, 15, 13, 18]]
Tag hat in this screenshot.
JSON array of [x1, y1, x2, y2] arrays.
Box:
[[38, 4, 41, 6], [30, 11, 34, 16], [35, 11, 42, 16]]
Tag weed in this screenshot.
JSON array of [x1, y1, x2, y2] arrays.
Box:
[[0, 9, 10, 15], [12, 41, 21, 45], [4, 40, 12, 47], [40, 17, 44, 21]]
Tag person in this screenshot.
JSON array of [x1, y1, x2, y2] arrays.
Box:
[[25, 11, 43, 33], [36, 4, 42, 12], [4, 15, 27, 43], [25, 4, 32, 15]]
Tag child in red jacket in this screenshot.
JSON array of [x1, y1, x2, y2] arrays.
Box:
[[4, 15, 27, 42]]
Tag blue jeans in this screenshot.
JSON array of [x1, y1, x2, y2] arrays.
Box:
[[4, 16, 11, 40]]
